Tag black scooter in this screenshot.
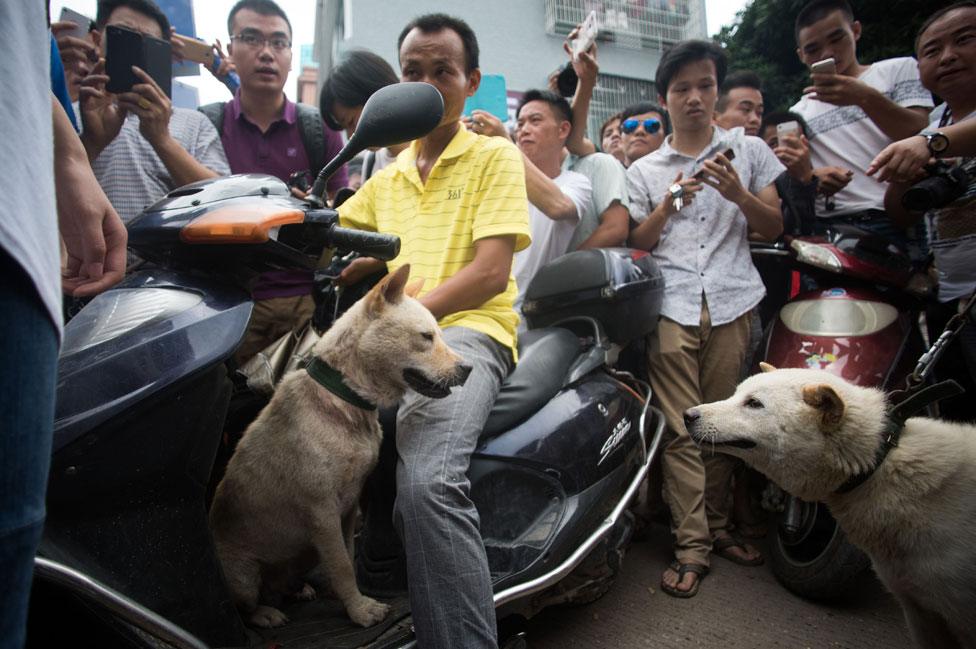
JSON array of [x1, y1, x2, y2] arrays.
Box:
[[29, 83, 666, 649]]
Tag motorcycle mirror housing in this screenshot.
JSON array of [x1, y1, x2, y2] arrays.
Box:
[[306, 82, 445, 207]]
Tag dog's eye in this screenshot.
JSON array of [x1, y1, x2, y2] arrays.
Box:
[[421, 332, 434, 342], [745, 397, 764, 409]]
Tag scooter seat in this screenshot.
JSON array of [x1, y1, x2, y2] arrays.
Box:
[[482, 327, 581, 438]]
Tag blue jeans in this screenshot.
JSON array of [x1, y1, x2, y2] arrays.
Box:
[[0, 251, 58, 649]]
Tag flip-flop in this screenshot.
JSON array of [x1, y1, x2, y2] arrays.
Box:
[[712, 534, 764, 566], [660, 560, 708, 598]]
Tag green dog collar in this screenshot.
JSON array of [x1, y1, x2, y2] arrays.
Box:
[[305, 357, 376, 411]]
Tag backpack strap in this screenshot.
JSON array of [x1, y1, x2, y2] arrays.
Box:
[[295, 103, 327, 177], [198, 101, 227, 136]]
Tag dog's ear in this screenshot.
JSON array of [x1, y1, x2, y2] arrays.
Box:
[[759, 362, 777, 373], [802, 383, 846, 431], [405, 279, 424, 298], [366, 264, 411, 316]]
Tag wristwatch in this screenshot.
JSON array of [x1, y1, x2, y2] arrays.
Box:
[[920, 130, 949, 156]]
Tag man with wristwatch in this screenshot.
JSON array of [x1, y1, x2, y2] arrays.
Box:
[[870, 1, 976, 409]]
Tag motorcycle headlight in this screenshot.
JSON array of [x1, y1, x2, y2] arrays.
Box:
[[61, 288, 203, 356], [791, 239, 842, 273], [779, 298, 898, 336]]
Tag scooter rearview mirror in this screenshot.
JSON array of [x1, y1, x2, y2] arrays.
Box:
[[306, 82, 445, 207]]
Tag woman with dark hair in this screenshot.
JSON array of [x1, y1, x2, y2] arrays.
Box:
[[320, 49, 406, 181]]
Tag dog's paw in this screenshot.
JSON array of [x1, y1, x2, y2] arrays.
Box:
[[291, 582, 317, 601], [249, 605, 289, 628], [346, 596, 390, 627]]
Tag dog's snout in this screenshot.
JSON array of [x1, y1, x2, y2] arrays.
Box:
[[683, 408, 701, 429], [455, 363, 473, 386]]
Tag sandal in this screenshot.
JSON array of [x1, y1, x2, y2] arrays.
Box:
[[712, 534, 764, 566], [660, 560, 708, 598]]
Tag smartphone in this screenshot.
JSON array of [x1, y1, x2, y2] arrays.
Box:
[[692, 148, 735, 180], [776, 121, 800, 139], [57, 7, 92, 40], [172, 33, 214, 67], [810, 57, 837, 75], [106, 25, 173, 97], [571, 10, 599, 59]]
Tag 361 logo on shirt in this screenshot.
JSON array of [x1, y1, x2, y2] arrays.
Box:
[[447, 188, 462, 200]]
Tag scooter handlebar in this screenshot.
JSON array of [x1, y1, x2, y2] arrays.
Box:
[[328, 226, 400, 262]]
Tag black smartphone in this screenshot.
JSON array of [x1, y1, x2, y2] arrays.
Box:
[[693, 148, 736, 180], [105, 25, 172, 97]]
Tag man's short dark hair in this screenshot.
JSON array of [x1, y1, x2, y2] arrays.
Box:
[[655, 40, 727, 98], [228, 0, 292, 38], [320, 50, 399, 130], [716, 70, 763, 113], [517, 89, 573, 127], [96, 0, 171, 40], [620, 101, 670, 134], [600, 112, 623, 138], [760, 111, 811, 138], [794, 0, 855, 43], [397, 13, 479, 73], [915, 1, 976, 51]]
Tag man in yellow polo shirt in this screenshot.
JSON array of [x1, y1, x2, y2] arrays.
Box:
[[337, 14, 530, 649]]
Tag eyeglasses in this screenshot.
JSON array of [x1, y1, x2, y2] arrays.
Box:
[[231, 32, 291, 51], [620, 118, 662, 135]]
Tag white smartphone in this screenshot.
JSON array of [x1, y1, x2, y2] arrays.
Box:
[[58, 7, 92, 40], [572, 11, 599, 59], [810, 57, 836, 75], [776, 121, 800, 139]]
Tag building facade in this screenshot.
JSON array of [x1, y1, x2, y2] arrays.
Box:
[[315, 0, 707, 141]]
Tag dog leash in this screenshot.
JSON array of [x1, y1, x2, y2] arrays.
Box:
[[305, 357, 377, 411]]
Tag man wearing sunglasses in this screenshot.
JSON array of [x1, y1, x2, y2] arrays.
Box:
[[618, 101, 668, 167]]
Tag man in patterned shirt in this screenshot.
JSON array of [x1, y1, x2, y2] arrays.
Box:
[[791, 0, 932, 243], [628, 39, 784, 599], [337, 14, 530, 649], [75, 0, 229, 224]]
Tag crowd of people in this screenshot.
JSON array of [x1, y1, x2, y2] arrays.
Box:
[[1, 0, 974, 647]]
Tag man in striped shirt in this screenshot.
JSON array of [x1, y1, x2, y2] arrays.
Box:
[[338, 14, 530, 649]]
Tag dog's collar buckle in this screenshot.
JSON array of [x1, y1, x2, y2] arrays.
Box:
[[306, 358, 376, 411], [834, 380, 964, 495]]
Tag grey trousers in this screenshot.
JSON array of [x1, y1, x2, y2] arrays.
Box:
[[394, 326, 511, 649]]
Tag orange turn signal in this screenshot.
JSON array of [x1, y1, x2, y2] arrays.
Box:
[[180, 203, 304, 244]]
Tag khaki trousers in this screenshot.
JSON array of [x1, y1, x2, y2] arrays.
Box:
[[234, 294, 316, 365], [646, 296, 752, 567]]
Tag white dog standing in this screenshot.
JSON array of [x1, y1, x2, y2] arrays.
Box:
[[685, 365, 976, 649]]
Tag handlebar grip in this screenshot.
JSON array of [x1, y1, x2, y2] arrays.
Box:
[[328, 226, 401, 261]]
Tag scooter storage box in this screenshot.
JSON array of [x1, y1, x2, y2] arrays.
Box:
[[522, 248, 664, 344]]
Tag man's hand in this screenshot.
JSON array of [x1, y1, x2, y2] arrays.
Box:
[[867, 135, 933, 184], [117, 66, 174, 146], [463, 110, 510, 140], [700, 153, 748, 205], [78, 59, 126, 161], [812, 166, 853, 196], [774, 133, 814, 184], [804, 72, 874, 107], [51, 21, 98, 82], [338, 257, 387, 287], [661, 171, 704, 216]]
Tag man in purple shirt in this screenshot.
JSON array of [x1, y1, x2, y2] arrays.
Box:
[[202, 0, 347, 362]]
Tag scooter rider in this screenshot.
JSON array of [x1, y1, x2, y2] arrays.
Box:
[[336, 14, 531, 649]]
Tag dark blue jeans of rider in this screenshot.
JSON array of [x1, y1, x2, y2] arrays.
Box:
[[393, 326, 511, 649], [0, 251, 58, 649]]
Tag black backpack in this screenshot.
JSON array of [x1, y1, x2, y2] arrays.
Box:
[[198, 101, 328, 178]]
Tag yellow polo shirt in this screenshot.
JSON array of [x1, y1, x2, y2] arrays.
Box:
[[338, 125, 531, 357]]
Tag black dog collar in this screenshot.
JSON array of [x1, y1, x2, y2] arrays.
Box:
[[306, 357, 376, 411], [834, 380, 963, 495]]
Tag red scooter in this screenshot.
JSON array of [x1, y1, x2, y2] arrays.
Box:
[[751, 225, 928, 599]]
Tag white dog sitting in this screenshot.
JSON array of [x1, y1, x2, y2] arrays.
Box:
[[684, 364, 976, 649]]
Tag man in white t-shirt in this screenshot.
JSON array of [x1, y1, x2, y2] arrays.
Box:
[[511, 89, 592, 311], [790, 0, 932, 244]]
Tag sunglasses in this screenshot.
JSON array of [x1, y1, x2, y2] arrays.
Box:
[[620, 118, 662, 135]]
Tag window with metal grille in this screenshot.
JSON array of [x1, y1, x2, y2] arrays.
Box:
[[585, 72, 660, 146], [545, 0, 706, 51]]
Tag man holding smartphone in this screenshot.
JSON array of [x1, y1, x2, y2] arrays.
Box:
[[73, 0, 229, 225], [627, 40, 783, 599], [790, 0, 932, 241]]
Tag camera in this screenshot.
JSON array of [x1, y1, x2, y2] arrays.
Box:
[[902, 161, 971, 211]]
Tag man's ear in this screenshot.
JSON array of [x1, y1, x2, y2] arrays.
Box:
[[558, 119, 571, 140], [658, 93, 668, 112], [852, 20, 862, 43], [466, 68, 482, 98], [365, 264, 411, 316], [802, 384, 846, 430]]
